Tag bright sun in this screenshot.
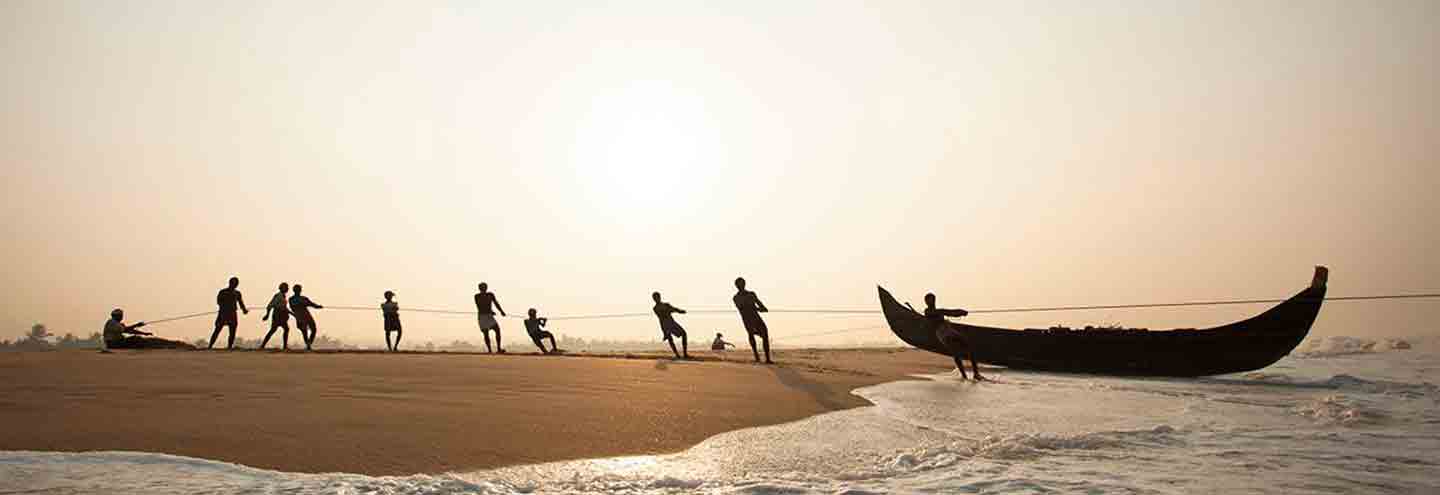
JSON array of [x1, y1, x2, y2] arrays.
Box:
[[571, 80, 721, 225]]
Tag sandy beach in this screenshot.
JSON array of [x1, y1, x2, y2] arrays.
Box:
[[0, 348, 953, 475]]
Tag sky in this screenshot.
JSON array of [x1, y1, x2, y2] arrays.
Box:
[[2, 0, 1437, 347]]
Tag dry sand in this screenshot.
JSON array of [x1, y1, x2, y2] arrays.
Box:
[[0, 348, 953, 475]]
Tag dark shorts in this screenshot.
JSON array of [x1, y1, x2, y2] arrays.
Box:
[[270, 312, 290, 327], [530, 330, 553, 343], [741, 313, 768, 336], [295, 315, 316, 331], [215, 311, 239, 328], [384, 314, 402, 332], [663, 324, 686, 339], [935, 325, 969, 351]]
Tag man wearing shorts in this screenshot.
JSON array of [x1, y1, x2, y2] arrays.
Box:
[[289, 284, 324, 351], [524, 308, 558, 354], [208, 277, 248, 350], [924, 292, 983, 381], [732, 277, 772, 364], [474, 282, 507, 353], [382, 290, 402, 351], [259, 282, 293, 350], [652, 291, 690, 359]]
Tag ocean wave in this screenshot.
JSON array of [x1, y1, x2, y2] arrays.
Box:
[[0, 451, 507, 495], [1292, 395, 1387, 425], [1231, 373, 1436, 400], [1295, 336, 1414, 358], [882, 425, 1182, 464]]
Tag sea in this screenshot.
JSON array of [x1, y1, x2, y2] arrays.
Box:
[[3, 335, 1436, 494]]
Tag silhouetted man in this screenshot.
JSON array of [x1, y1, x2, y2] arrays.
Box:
[[289, 284, 324, 351], [259, 282, 293, 350], [382, 290, 402, 351], [102, 309, 191, 350], [208, 277, 248, 350], [474, 282, 507, 353], [101, 308, 150, 351], [732, 277, 772, 364], [524, 308, 558, 354], [652, 291, 690, 359], [711, 332, 735, 351], [924, 293, 983, 380]]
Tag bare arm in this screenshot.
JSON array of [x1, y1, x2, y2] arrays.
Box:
[[239, 293, 249, 314], [493, 297, 506, 317], [940, 308, 969, 318], [674, 305, 687, 314], [125, 322, 151, 335], [754, 294, 769, 313]]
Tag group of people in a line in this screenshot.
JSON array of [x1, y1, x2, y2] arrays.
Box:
[[102, 276, 780, 364], [204, 277, 326, 351]]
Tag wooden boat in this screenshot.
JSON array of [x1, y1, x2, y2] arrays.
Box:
[[879, 267, 1329, 377]]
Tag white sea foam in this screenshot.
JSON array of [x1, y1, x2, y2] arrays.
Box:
[[1297, 336, 1381, 358], [3, 348, 1438, 494]]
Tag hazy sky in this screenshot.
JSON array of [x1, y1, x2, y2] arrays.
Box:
[[3, 1, 1437, 346]]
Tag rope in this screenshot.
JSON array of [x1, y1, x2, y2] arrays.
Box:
[[781, 324, 889, 340], [141, 311, 218, 325], [135, 292, 1440, 328]]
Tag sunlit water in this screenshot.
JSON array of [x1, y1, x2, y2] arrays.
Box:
[[4, 336, 1437, 494]]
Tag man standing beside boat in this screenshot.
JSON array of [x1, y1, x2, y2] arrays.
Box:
[[924, 293, 983, 380]]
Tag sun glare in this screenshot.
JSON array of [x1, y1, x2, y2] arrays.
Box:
[[572, 81, 721, 225]]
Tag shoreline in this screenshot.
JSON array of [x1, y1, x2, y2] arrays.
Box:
[[0, 347, 954, 475]]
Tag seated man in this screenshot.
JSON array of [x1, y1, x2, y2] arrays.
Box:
[[524, 308, 559, 354], [102, 309, 192, 350], [711, 332, 735, 351]]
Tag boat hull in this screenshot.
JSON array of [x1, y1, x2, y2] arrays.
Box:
[[880, 270, 1327, 377]]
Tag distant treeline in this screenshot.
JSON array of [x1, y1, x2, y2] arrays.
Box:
[[1, 324, 103, 351]]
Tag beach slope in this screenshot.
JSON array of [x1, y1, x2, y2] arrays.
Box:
[[0, 348, 951, 475]]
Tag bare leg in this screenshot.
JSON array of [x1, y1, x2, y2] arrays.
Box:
[[394, 330, 402, 351], [208, 323, 223, 349], [385, 331, 393, 352], [482, 331, 493, 353], [681, 334, 689, 359], [304, 322, 316, 350], [953, 352, 969, 380], [547, 335, 557, 353], [494, 328, 502, 353], [969, 350, 984, 381], [667, 338, 681, 359], [281, 325, 290, 350], [260, 325, 278, 349], [226, 325, 236, 350], [761, 335, 772, 364], [747, 333, 761, 362]]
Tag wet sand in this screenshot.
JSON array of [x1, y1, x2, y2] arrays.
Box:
[[0, 348, 953, 475]]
